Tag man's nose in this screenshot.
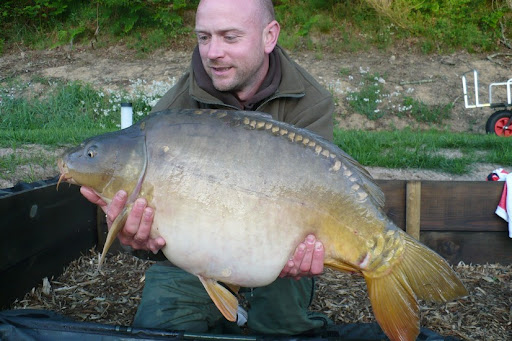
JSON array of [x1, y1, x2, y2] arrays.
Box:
[[207, 36, 224, 59]]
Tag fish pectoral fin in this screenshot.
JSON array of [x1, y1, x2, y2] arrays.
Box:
[[198, 276, 238, 322], [98, 205, 131, 269]]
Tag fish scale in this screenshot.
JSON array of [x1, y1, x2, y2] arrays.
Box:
[[58, 108, 467, 341]]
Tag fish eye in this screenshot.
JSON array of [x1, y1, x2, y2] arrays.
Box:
[[87, 149, 96, 158]]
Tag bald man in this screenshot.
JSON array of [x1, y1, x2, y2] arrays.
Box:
[[81, 0, 334, 335]]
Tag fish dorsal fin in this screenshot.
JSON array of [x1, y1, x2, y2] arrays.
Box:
[[198, 276, 238, 322], [226, 110, 386, 209], [335, 148, 385, 208]]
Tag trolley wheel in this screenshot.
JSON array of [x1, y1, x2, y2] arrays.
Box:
[[485, 110, 512, 137]]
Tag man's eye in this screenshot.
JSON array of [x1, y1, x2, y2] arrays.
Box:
[[197, 35, 210, 43]]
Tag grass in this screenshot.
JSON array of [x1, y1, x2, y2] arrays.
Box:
[[0, 77, 175, 184], [3, 125, 511, 184], [0, 146, 62, 184], [336, 69, 453, 125], [2, 77, 512, 179], [0, 76, 173, 138], [346, 72, 386, 120], [401, 97, 453, 123], [1, 77, 512, 185], [334, 129, 512, 174]]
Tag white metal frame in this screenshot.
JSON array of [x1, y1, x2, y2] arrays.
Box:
[[462, 70, 512, 109]]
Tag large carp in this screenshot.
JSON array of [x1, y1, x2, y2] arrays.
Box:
[[58, 109, 467, 341]]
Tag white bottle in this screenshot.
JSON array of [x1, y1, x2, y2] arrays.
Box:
[[121, 102, 133, 129]]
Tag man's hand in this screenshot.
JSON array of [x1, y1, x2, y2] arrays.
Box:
[[279, 234, 324, 280], [80, 187, 166, 254]]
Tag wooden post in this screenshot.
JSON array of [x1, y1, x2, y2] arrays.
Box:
[[406, 181, 421, 240]]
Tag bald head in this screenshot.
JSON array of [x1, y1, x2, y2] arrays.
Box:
[[198, 0, 275, 28], [258, 0, 275, 25], [194, 0, 280, 100]]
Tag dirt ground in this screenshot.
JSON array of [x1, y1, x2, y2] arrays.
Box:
[[1, 44, 512, 187]]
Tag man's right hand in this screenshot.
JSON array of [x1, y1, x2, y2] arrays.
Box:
[[80, 187, 166, 254]]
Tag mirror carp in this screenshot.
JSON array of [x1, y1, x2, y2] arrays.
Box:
[[58, 109, 467, 341]]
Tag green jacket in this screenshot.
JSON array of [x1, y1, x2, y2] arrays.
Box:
[[151, 46, 334, 141]]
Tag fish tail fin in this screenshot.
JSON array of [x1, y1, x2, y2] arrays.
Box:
[[362, 234, 468, 341], [365, 269, 419, 341]]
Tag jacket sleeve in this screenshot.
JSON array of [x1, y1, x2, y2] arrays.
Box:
[[289, 96, 334, 142], [150, 72, 200, 113]]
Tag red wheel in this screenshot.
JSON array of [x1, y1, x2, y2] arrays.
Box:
[[485, 110, 512, 137]]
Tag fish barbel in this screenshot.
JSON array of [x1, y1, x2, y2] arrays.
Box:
[[57, 109, 467, 341]]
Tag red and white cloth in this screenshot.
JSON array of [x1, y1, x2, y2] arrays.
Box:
[[489, 168, 512, 238]]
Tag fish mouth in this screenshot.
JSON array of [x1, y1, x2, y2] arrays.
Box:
[[56, 159, 75, 190]]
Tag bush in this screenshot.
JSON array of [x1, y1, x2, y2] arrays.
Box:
[[0, 0, 510, 53]]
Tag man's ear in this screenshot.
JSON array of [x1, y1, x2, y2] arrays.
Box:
[[263, 20, 280, 54]]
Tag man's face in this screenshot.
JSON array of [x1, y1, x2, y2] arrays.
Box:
[[195, 0, 270, 99]]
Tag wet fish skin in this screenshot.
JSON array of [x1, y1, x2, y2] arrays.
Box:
[[58, 109, 467, 341]]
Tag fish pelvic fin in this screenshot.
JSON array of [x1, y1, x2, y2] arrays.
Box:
[[98, 205, 131, 270], [363, 233, 468, 341], [224, 283, 241, 296], [198, 276, 238, 322]]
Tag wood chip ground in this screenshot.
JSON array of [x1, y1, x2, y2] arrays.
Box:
[[10, 248, 512, 340]]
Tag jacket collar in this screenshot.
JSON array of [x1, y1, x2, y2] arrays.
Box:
[[188, 45, 305, 110]]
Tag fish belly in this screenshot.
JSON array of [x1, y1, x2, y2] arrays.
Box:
[[151, 193, 309, 287]]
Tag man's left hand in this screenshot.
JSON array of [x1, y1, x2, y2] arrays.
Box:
[[279, 234, 324, 280]]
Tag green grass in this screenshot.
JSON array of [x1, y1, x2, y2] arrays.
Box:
[[0, 77, 169, 141], [1, 77, 511, 186], [1, 79, 136, 131], [0, 77, 171, 184], [334, 129, 512, 174], [401, 97, 453, 124], [0, 127, 112, 146], [0, 147, 62, 183], [346, 72, 386, 120], [2, 126, 510, 183]]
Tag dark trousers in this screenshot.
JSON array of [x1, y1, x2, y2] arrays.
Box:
[[133, 263, 330, 335]]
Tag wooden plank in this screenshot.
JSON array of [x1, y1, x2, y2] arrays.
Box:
[[376, 180, 507, 233], [420, 181, 507, 232], [376, 180, 511, 265], [421, 231, 512, 265], [376, 180, 406, 229], [406, 181, 421, 239], [0, 183, 97, 308]]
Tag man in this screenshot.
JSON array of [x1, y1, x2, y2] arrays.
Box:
[[81, 0, 335, 335]]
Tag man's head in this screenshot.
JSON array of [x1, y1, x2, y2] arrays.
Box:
[[195, 0, 280, 102]]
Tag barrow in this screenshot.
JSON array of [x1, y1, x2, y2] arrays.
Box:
[[462, 70, 512, 136]]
